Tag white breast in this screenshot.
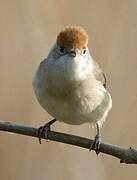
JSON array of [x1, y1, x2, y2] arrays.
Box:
[[33, 60, 112, 125]]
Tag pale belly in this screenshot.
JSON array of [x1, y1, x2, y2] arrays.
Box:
[[38, 89, 112, 125], [33, 64, 112, 125]]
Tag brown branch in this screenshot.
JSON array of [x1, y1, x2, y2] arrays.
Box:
[[0, 121, 137, 164]]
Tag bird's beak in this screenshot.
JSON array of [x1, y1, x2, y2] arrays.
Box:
[[69, 50, 76, 57]]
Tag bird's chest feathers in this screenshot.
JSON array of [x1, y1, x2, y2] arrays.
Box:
[[34, 65, 106, 124], [44, 72, 103, 111]]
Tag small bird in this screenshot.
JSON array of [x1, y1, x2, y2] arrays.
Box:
[[32, 26, 112, 154]]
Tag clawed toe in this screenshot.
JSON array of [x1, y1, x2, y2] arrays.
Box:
[[37, 124, 49, 144], [37, 119, 56, 144], [89, 122, 101, 155], [89, 135, 101, 155]]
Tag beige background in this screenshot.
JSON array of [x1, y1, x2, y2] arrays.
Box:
[[0, 0, 137, 179]]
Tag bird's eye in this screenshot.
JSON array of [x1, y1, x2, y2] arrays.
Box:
[[59, 47, 65, 54], [82, 49, 87, 55]]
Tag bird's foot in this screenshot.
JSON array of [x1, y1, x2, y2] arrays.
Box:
[[37, 119, 56, 144], [89, 134, 101, 155]]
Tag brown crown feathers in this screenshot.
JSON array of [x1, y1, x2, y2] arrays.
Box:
[[57, 26, 88, 49]]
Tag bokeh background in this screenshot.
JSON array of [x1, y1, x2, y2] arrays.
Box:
[[0, 0, 137, 179]]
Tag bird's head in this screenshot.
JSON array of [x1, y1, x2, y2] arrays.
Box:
[[56, 26, 88, 57], [46, 26, 94, 81]]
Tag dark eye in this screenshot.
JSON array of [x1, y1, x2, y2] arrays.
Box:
[[83, 49, 86, 54], [59, 47, 65, 54]]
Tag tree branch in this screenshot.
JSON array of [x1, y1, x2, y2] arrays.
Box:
[[0, 121, 137, 164]]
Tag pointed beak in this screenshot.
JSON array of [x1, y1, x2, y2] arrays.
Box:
[[69, 50, 76, 57]]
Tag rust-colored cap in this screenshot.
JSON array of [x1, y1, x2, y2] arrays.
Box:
[[57, 26, 88, 49]]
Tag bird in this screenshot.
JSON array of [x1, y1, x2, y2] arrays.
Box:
[[32, 26, 112, 154]]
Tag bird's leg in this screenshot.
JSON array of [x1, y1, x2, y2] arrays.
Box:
[[37, 119, 56, 144], [90, 122, 101, 155]]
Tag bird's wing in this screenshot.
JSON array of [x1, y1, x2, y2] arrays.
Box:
[[40, 58, 47, 66], [93, 62, 106, 88]]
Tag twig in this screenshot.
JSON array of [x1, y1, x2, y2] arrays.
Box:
[[0, 121, 137, 164]]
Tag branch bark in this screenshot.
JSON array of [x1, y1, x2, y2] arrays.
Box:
[[0, 121, 137, 164]]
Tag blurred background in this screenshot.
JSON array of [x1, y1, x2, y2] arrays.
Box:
[[0, 0, 137, 179]]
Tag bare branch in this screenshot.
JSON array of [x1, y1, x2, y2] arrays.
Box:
[[0, 121, 137, 164]]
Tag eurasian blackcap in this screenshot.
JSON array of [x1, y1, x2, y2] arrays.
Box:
[[33, 26, 112, 154]]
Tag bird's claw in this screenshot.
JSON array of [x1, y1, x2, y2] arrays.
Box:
[[37, 124, 50, 144], [89, 135, 101, 155], [37, 119, 56, 144]]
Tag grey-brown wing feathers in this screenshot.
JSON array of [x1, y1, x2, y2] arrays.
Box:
[[93, 62, 107, 88]]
